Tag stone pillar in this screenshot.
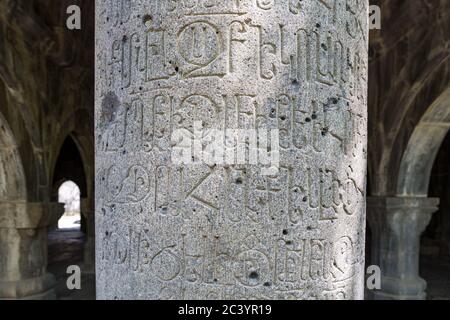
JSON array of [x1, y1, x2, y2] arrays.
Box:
[[367, 197, 439, 300], [81, 198, 95, 274], [96, 0, 369, 299], [0, 202, 64, 300]]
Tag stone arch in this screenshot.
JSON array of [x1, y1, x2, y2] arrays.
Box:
[[51, 135, 88, 200], [48, 109, 95, 276], [50, 109, 93, 201], [0, 111, 26, 201], [368, 13, 450, 196], [47, 134, 92, 275], [396, 87, 450, 196]]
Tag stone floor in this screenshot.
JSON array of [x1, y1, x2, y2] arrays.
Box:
[[47, 228, 96, 300], [420, 255, 450, 300]]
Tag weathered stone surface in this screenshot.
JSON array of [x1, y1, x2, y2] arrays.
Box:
[[95, 0, 368, 300]]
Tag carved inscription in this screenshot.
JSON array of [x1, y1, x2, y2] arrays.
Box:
[[96, 0, 368, 300], [100, 224, 363, 299], [98, 19, 367, 102]]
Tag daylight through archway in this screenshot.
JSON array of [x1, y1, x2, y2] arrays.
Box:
[[57, 181, 81, 230]]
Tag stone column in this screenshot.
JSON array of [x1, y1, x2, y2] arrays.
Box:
[[0, 202, 64, 300], [367, 197, 439, 300], [96, 0, 369, 300], [81, 198, 95, 274]]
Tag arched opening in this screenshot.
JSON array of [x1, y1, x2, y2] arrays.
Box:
[[395, 88, 450, 299], [47, 135, 94, 299], [57, 181, 81, 230], [420, 131, 450, 299]]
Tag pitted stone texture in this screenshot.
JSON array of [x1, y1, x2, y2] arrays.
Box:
[[96, 0, 368, 300]]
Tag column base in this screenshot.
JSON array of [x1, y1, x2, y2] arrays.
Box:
[[367, 275, 428, 300], [367, 197, 438, 301], [0, 273, 56, 300], [371, 290, 426, 300]]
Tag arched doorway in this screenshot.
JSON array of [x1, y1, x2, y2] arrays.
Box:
[[57, 181, 81, 230], [47, 135, 94, 299], [420, 131, 450, 299]]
